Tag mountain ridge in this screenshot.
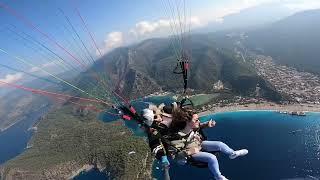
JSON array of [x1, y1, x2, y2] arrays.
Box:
[[83, 34, 284, 102], [245, 9, 320, 74]]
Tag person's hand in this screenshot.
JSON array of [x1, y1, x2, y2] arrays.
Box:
[[188, 147, 200, 155], [161, 156, 170, 166], [207, 120, 216, 127], [194, 134, 202, 141]]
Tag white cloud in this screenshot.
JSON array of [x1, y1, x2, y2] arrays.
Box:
[[98, 16, 206, 55], [189, 16, 203, 27], [198, 0, 320, 23], [284, 0, 320, 11], [42, 62, 56, 68], [0, 73, 23, 85], [197, 0, 269, 23], [29, 67, 40, 73], [98, 1, 265, 55], [98, 16, 207, 55], [130, 19, 171, 37], [99, 31, 124, 55], [130, 16, 203, 38], [98, 0, 320, 55], [29, 62, 57, 73]]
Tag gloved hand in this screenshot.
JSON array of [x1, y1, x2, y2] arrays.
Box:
[[161, 156, 170, 166]]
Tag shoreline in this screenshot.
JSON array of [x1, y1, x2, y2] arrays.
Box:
[[198, 103, 320, 117], [68, 164, 95, 179], [0, 118, 25, 133], [0, 104, 51, 134], [143, 91, 172, 98]]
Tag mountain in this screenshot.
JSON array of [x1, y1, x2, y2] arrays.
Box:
[[244, 9, 320, 74], [0, 30, 289, 132], [80, 34, 283, 102]]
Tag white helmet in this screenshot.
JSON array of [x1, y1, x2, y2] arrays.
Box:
[[142, 108, 154, 126]]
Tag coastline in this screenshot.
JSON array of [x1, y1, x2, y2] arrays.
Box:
[[199, 103, 320, 117], [0, 119, 24, 133], [144, 91, 172, 98], [68, 164, 95, 179], [0, 104, 50, 134]]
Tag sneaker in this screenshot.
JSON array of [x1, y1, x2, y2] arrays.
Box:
[[216, 175, 229, 180], [229, 149, 248, 159]]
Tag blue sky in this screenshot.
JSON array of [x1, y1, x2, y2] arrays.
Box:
[[0, 0, 319, 88], [0, 0, 184, 80]]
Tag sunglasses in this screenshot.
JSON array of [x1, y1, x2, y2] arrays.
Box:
[[193, 118, 200, 122]]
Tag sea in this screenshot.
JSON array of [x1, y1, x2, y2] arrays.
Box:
[[153, 111, 320, 180], [0, 104, 50, 164], [1, 98, 320, 180], [99, 97, 320, 180]]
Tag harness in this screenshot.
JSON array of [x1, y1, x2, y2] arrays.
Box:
[[118, 100, 217, 169], [173, 53, 190, 94], [164, 128, 219, 168]]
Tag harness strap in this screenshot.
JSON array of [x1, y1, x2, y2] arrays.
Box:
[[173, 57, 189, 93]]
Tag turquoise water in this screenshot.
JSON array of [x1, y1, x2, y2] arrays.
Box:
[[74, 96, 176, 179], [154, 111, 320, 180], [1, 93, 319, 179], [100, 96, 320, 179], [2, 99, 317, 180]]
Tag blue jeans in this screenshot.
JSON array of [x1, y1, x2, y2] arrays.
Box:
[[191, 141, 234, 178]]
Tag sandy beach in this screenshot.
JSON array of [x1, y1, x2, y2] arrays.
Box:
[[199, 103, 320, 117]]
